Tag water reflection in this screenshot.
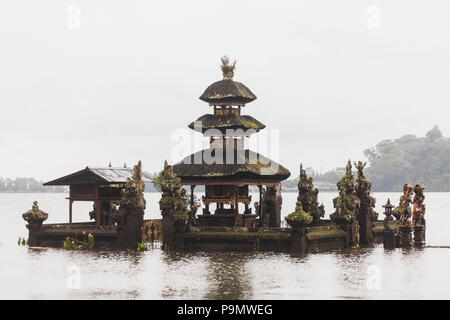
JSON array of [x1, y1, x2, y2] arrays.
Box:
[[203, 253, 253, 300], [2, 192, 450, 299]]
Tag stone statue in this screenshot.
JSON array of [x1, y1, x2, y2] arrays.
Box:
[[262, 185, 282, 227], [221, 55, 236, 80], [297, 164, 325, 224], [331, 160, 359, 222], [354, 161, 378, 244], [394, 184, 413, 226], [331, 160, 360, 247], [154, 160, 189, 223], [112, 161, 146, 226], [155, 161, 191, 249], [412, 184, 426, 227]]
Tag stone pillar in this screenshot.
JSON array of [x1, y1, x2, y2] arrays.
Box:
[[173, 221, 186, 249], [117, 210, 144, 247], [382, 198, 395, 249], [414, 225, 426, 247], [162, 214, 175, 249], [357, 207, 373, 245], [290, 224, 307, 255], [26, 223, 41, 247], [383, 230, 396, 249], [398, 226, 413, 247], [335, 219, 358, 248], [22, 201, 48, 247], [274, 184, 282, 228]]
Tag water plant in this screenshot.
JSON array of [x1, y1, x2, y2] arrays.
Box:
[[62, 233, 95, 250], [136, 241, 147, 252], [63, 237, 79, 250], [17, 237, 28, 246]]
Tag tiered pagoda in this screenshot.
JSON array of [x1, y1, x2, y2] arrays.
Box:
[[173, 57, 291, 228]]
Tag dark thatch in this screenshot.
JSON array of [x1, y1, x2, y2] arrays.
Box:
[[172, 149, 291, 182], [188, 114, 265, 133], [199, 79, 257, 104], [43, 167, 153, 186]]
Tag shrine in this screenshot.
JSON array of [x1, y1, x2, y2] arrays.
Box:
[[172, 56, 291, 228]]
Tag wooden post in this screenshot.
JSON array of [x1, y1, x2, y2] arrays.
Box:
[[95, 200, 101, 226], [234, 185, 239, 214], [189, 185, 196, 225], [69, 200, 73, 225], [258, 185, 263, 224], [190, 185, 195, 207]]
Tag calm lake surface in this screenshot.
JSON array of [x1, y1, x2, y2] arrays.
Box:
[[1, 192, 450, 299]]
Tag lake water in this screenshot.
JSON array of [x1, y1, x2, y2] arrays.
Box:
[[1, 192, 450, 299]]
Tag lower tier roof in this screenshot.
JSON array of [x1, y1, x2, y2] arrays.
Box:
[[172, 149, 291, 184]]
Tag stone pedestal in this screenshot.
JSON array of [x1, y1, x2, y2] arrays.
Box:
[[162, 214, 175, 249], [173, 221, 186, 249], [334, 219, 358, 248], [414, 225, 426, 247], [117, 208, 144, 248], [290, 224, 307, 254], [22, 201, 48, 246], [357, 210, 374, 245], [26, 223, 41, 246], [383, 230, 396, 249], [398, 226, 413, 247]]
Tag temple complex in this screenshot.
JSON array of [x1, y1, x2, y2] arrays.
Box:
[[173, 56, 290, 228], [20, 57, 428, 254]]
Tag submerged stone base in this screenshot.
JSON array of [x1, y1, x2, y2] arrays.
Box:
[[176, 220, 403, 253]]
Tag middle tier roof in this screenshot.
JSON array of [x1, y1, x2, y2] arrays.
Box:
[[188, 114, 265, 134]]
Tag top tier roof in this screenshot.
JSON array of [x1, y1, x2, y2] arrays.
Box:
[[199, 56, 257, 105]]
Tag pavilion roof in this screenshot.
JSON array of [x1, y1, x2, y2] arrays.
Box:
[[199, 79, 257, 105], [172, 149, 291, 183], [43, 167, 153, 186]]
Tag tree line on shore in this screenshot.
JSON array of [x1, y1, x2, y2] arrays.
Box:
[[284, 126, 449, 192], [2, 127, 448, 193]]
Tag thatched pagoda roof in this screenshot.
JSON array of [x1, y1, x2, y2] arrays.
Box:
[[199, 56, 256, 105], [199, 79, 257, 105], [172, 149, 291, 184], [188, 114, 265, 133]]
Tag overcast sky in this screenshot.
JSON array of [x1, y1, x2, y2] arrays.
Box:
[[1, 0, 449, 181]]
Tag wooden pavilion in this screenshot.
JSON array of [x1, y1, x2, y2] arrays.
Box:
[[44, 166, 153, 226]]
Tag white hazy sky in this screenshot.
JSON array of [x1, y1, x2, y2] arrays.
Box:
[[1, 0, 449, 181]]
